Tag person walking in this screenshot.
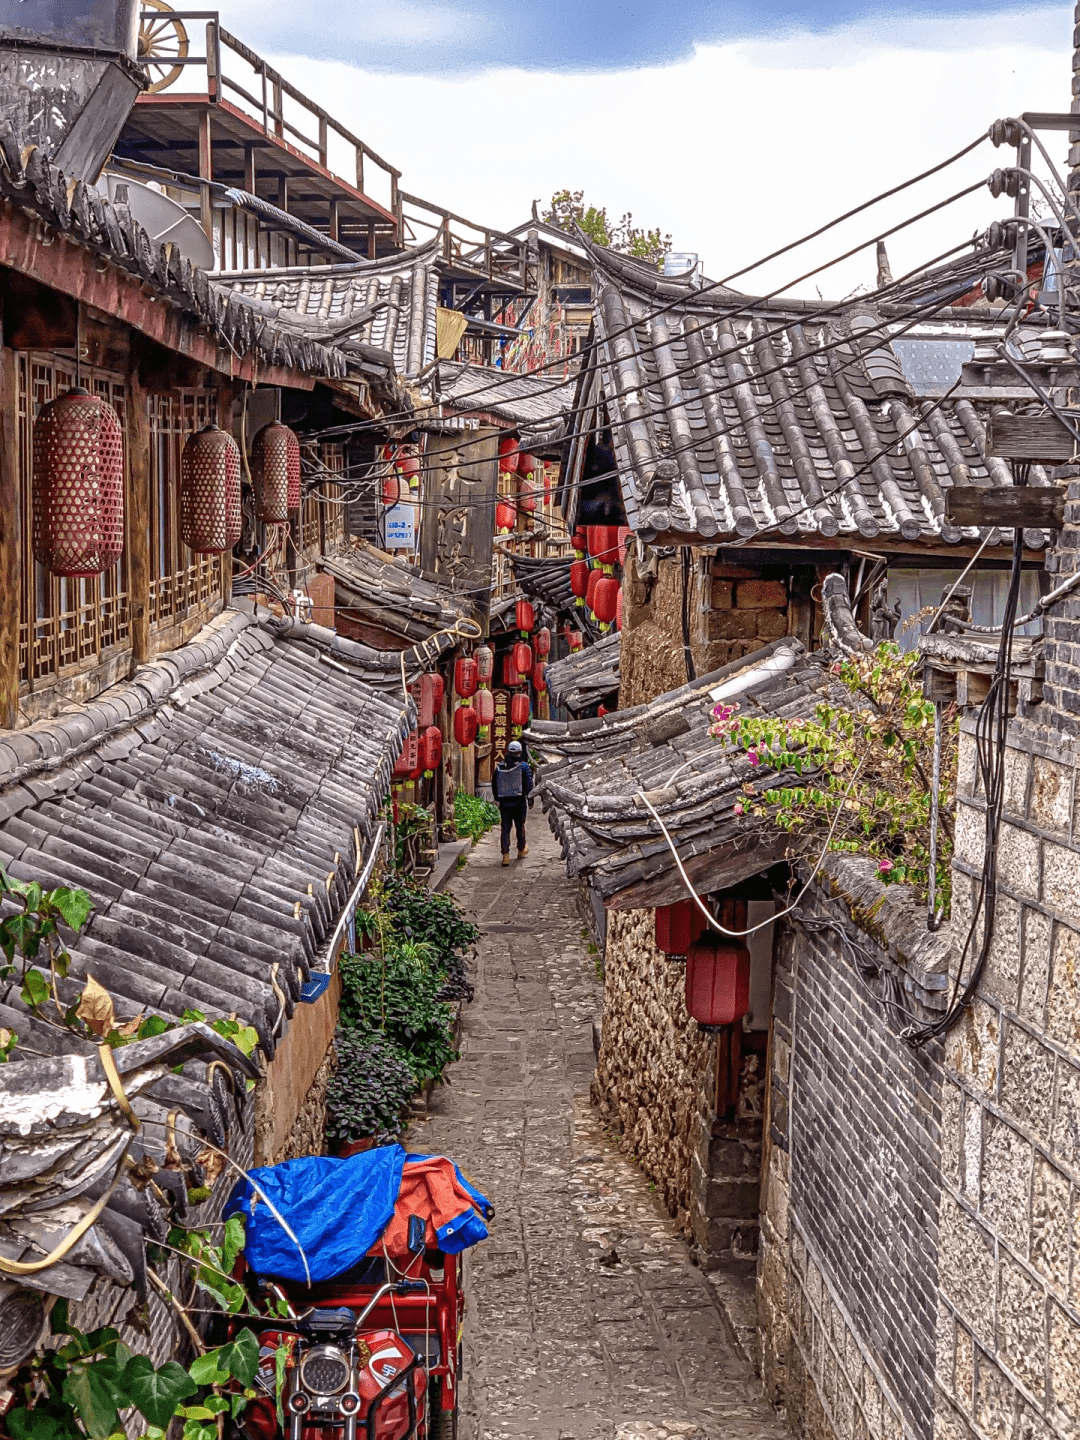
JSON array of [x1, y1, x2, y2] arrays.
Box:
[[492, 740, 533, 866]]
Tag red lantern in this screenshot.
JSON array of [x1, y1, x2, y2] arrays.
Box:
[[180, 425, 242, 555], [533, 661, 547, 694], [535, 627, 551, 657], [597, 704, 608, 717], [593, 576, 620, 625], [392, 730, 419, 779], [586, 568, 602, 613], [570, 560, 590, 599], [503, 653, 522, 687], [455, 657, 479, 699], [420, 725, 443, 773], [475, 646, 494, 684], [431, 673, 445, 713], [416, 672, 441, 728], [498, 435, 519, 472], [587, 525, 621, 566], [32, 388, 124, 578], [513, 641, 534, 677], [510, 691, 530, 727], [686, 938, 751, 1027], [516, 600, 535, 633], [517, 456, 539, 512], [572, 526, 588, 554], [252, 421, 301, 520], [618, 525, 632, 555], [475, 688, 495, 726], [382, 471, 402, 506], [496, 499, 517, 533], [616, 589, 624, 631], [454, 705, 478, 747], [655, 901, 706, 957], [397, 452, 420, 490], [568, 629, 584, 651]]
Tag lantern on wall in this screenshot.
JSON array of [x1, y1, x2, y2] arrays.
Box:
[[517, 455, 539, 512], [586, 567, 602, 614], [572, 526, 588, 555], [513, 641, 534, 678], [685, 937, 751, 1028], [475, 688, 495, 727], [498, 435, 520, 472], [179, 424, 242, 555], [382, 470, 402, 507], [496, 499, 517, 534], [416, 671, 443, 728], [393, 729, 419, 779], [397, 451, 421, 493], [455, 656, 479, 699], [454, 704, 479, 747], [533, 661, 547, 694], [534, 626, 551, 658], [592, 576, 620, 626], [252, 421, 301, 520], [617, 525, 632, 555], [568, 629, 584, 651], [32, 388, 125, 577], [587, 525, 621, 567], [421, 725, 443, 774], [616, 589, 624, 632], [515, 600, 535, 634], [510, 691, 530, 728], [570, 560, 589, 605], [503, 653, 522, 688], [475, 645, 494, 684], [655, 900, 706, 958]]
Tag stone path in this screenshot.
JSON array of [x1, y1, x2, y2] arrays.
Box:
[[408, 823, 789, 1440]]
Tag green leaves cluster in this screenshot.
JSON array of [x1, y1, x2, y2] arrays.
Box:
[[4, 1304, 259, 1440], [542, 189, 672, 263], [711, 643, 957, 907], [453, 791, 500, 845]]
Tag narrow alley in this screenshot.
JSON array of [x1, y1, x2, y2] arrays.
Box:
[[410, 826, 789, 1440]]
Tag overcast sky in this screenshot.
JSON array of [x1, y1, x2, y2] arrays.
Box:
[[209, 1, 1074, 295]]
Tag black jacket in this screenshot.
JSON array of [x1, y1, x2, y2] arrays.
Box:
[[494, 759, 533, 805]]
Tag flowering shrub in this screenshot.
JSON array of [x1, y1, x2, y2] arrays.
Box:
[[710, 644, 957, 909]]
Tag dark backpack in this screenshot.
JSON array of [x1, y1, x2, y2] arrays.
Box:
[[492, 762, 524, 800]]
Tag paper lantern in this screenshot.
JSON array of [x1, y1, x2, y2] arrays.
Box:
[[533, 661, 546, 694], [655, 901, 706, 957], [420, 725, 443, 773], [455, 657, 479, 699], [535, 627, 551, 657], [180, 425, 242, 555], [382, 471, 403, 506], [392, 730, 419, 779], [416, 672, 441, 728], [475, 645, 494, 684], [431, 673, 445, 713], [498, 436, 519, 472], [515, 600, 535, 633], [570, 560, 590, 600], [496, 500, 517, 533], [617, 525, 632, 555], [568, 629, 584, 651], [616, 588, 624, 631], [454, 705, 478, 747], [572, 526, 588, 553], [252, 421, 301, 520], [32, 388, 124, 578], [586, 568, 602, 613], [397, 452, 421, 491], [510, 691, 530, 727], [686, 938, 751, 1028], [587, 525, 621, 566], [592, 576, 620, 625], [503, 653, 522, 687], [475, 689, 495, 726], [517, 455, 539, 512], [513, 641, 534, 677]]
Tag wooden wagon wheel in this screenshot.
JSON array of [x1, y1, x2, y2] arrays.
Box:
[[138, 1, 189, 94]]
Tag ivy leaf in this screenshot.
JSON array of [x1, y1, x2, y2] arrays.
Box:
[[123, 1357, 197, 1430], [62, 1362, 123, 1439], [48, 887, 93, 932], [219, 1329, 259, 1388], [76, 976, 116, 1039], [21, 967, 50, 1009], [221, 1215, 246, 1274], [187, 1353, 230, 1388]]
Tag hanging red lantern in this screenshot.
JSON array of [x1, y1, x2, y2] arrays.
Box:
[[568, 629, 584, 651], [597, 704, 608, 717], [587, 525, 621, 566], [535, 627, 551, 657], [431, 673, 445, 713], [416, 671, 441, 728], [655, 901, 706, 957], [475, 645, 494, 683], [686, 937, 751, 1027], [572, 526, 588, 554], [420, 725, 443, 773], [616, 589, 624, 632], [392, 729, 419, 779], [496, 499, 517, 533], [455, 656, 479, 699], [503, 653, 522, 687], [475, 688, 495, 726], [593, 576, 620, 625], [32, 388, 125, 578], [397, 452, 421, 491], [586, 568, 602, 613], [515, 600, 535, 633], [498, 435, 520, 471], [513, 641, 534, 677], [533, 661, 547, 694], [617, 525, 632, 556], [252, 421, 301, 520], [510, 691, 530, 727], [570, 559, 590, 600], [454, 705, 479, 746], [179, 424, 242, 555], [517, 455, 539, 512], [382, 471, 403, 506]]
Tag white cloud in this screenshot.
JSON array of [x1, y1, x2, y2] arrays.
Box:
[[260, 8, 1073, 297]]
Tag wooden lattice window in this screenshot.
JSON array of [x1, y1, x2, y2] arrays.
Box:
[[16, 354, 130, 689], [321, 443, 345, 549], [148, 391, 223, 626]]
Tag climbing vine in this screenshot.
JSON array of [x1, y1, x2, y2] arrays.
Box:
[[711, 643, 957, 908]]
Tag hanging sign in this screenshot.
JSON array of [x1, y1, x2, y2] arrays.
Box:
[[384, 502, 416, 550], [492, 689, 511, 763]]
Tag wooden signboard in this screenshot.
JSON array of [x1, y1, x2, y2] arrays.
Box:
[[491, 689, 511, 764], [986, 410, 1077, 464], [419, 428, 500, 630], [945, 486, 1065, 530]]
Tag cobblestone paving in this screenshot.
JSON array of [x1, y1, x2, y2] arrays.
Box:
[[408, 824, 789, 1440]]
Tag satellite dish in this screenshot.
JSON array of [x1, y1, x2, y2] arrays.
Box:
[[103, 172, 215, 271]]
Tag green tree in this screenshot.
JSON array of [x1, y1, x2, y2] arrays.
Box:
[[541, 190, 672, 265]]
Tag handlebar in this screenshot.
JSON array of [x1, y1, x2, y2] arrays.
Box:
[[354, 1279, 428, 1330]]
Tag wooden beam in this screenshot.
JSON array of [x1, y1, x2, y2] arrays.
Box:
[[198, 110, 214, 243], [0, 345, 19, 729], [945, 486, 1065, 530], [126, 367, 152, 667], [986, 410, 1078, 463]]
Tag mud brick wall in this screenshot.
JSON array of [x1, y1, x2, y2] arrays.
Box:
[[593, 908, 765, 1262], [758, 895, 941, 1440]]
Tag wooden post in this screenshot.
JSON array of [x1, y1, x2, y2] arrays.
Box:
[[127, 368, 152, 668], [198, 110, 214, 243], [355, 146, 365, 194], [328, 199, 340, 244], [244, 142, 258, 195], [318, 117, 328, 170], [367, 221, 376, 260], [0, 345, 20, 729]]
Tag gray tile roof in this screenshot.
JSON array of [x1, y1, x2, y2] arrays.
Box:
[[320, 542, 479, 642], [433, 360, 579, 448], [544, 633, 621, 715], [584, 246, 1051, 548], [218, 243, 441, 379], [508, 553, 600, 641]]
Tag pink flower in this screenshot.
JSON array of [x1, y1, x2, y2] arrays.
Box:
[[878, 859, 893, 874], [747, 750, 760, 767], [734, 803, 745, 816]]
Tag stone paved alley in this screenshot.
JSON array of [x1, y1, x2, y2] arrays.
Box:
[[409, 824, 789, 1440]]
